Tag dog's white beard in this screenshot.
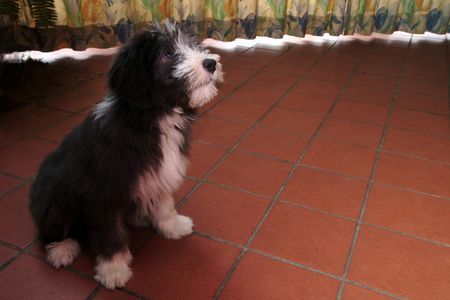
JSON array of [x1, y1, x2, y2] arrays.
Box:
[[190, 82, 218, 108]]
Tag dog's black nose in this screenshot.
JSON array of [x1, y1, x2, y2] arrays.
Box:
[[202, 59, 217, 73]]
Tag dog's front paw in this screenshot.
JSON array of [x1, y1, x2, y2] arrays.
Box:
[[159, 215, 193, 239], [95, 252, 133, 289]]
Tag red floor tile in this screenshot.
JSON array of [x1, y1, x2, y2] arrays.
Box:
[[95, 288, 137, 299], [221, 252, 340, 299], [366, 184, 450, 244], [348, 226, 450, 299], [264, 59, 311, 76], [278, 91, 334, 115], [303, 139, 377, 179], [396, 92, 449, 115], [226, 56, 271, 71], [0, 129, 22, 149], [192, 115, 250, 147], [375, 152, 450, 198], [246, 72, 298, 91], [293, 79, 342, 98], [318, 55, 361, 70], [35, 115, 85, 143], [187, 141, 228, 178], [238, 126, 309, 161], [0, 105, 70, 135], [43, 88, 104, 113], [209, 150, 292, 197], [127, 235, 240, 299], [306, 66, 351, 84], [403, 68, 447, 83], [342, 284, 391, 300], [180, 183, 270, 244], [383, 127, 450, 163], [281, 167, 367, 219], [222, 66, 257, 84], [332, 99, 388, 125], [0, 174, 22, 195], [0, 245, 17, 265], [0, 184, 36, 248], [0, 137, 57, 179], [358, 61, 402, 77], [0, 254, 96, 299], [399, 80, 448, 98], [76, 76, 108, 95], [390, 109, 450, 137], [260, 107, 323, 135], [319, 118, 383, 148], [213, 81, 239, 101], [70, 250, 96, 277], [230, 84, 285, 106], [349, 73, 398, 91], [342, 84, 394, 105], [207, 99, 269, 124], [252, 202, 356, 275]]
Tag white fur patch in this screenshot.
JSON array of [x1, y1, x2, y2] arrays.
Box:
[[134, 108, 189, 215], [95, 250, 133, 290], [158, 214, 193, 239], [93, 96, 116, 120], [172, 35, 224, 108], [46, 238, 81, 269]]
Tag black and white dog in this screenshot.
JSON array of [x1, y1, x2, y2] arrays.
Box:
[[29, 22, 223, 289]]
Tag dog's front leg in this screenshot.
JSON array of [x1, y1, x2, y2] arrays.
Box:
[[151, 191, 193, 239]]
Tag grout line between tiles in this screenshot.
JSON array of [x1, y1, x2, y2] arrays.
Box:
[[345, 280, 406, 300], [381, 150, 450, 166], [336, 34, 413, 299], [184, 176, 450, 251], [185, 173, 450, 249], [211, 38, 380, 299], [0, 237, 38, 272], [0, 177, 33, 201], [23, 243, 150, 300], [193, 231, 245, 250], [191, 178, 273, 200], [190, 226, 405, 299], [363, 223, 450, 248], [175, 43, 299, 210], [249, 248, 342, 280], [85, 286, 102, 300], [278, 200, 359, 222]]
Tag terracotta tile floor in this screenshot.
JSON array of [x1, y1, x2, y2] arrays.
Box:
[[1, 33, 449, 299]]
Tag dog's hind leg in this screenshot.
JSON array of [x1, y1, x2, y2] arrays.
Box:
[[151, 191, 193, 240], [36, 204, 81, 269], [88, 213, 133, 289], [46, 238, 81, 269]]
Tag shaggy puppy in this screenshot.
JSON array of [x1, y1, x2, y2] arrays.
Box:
[[29, 22, 223, 289]]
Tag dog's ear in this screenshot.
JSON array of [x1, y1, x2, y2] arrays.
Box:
[[107, 31, 159, 110], [179, 21, 198, 41]]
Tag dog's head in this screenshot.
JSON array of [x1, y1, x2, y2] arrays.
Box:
[[107, 22, 224, 110]]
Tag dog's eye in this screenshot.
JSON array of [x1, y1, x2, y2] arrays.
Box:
[[163, 51, 173, 60]]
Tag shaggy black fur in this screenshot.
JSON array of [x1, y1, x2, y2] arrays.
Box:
[[29, 24, 200, 258]]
